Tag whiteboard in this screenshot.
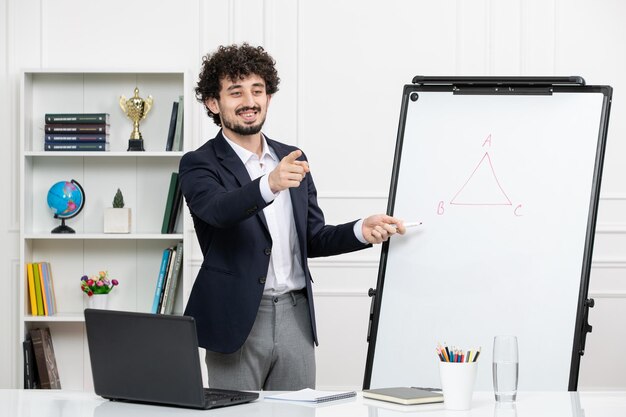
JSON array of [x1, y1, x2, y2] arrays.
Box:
[[365, 80, 611, 391]]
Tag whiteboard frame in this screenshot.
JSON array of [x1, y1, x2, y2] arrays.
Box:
[[363, 77, 612, 391]]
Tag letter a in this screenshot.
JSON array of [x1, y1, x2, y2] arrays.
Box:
[[482, 134, 492, 147]]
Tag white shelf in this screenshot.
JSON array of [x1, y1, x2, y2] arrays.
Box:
[[23, 67, 188, 75], [25, 151, 184, 157], [25, 233, 183, 240], [24, 313, 85, 323]]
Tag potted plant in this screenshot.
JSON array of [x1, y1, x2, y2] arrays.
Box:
[[104, 188, 131, 233], [81, 270, 120, 309]]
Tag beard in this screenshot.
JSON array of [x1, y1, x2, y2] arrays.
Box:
[[221, 106, 266, 136]]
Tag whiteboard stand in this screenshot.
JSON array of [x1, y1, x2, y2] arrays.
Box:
[[364, 76, 612, 391]]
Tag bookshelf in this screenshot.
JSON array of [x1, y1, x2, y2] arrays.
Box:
[[18, 69, 192, 390]]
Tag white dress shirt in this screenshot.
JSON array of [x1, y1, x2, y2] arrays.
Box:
[[223, 134, 306, 295]]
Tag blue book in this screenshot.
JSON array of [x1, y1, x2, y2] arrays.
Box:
[[45, 133, 108, 142], [151, 248, 172, 314], [40, 262, 55, 316]]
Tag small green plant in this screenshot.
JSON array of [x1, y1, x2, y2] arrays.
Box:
[[112, 188, 125, 208]]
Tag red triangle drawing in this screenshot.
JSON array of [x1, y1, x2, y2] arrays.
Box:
[[450, 152, 512, 206]]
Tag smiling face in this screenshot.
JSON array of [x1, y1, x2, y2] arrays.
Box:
[[206, 74, 272, 141]]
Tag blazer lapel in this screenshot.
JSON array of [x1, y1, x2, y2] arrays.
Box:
[[214, 132, 252, 187], [214, 132, 270, 233]]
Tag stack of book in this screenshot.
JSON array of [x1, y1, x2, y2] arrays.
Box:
[[23, 327, 61, 389], [44, 113, 110, 151], [26, 262, 57, 316], [151, 241, 184, 315]]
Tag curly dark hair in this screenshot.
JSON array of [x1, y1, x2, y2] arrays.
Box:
[[195, 43, 280, 126]]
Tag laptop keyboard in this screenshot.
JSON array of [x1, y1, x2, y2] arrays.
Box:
[[203, 388, 255, 404]]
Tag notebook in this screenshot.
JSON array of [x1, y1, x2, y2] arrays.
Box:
[[265, 388, 356, 403], [362, 387, 443, 405], [84, 309, 259, 409]]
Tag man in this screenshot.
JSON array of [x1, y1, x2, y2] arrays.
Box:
[[179, 43, 405, 391]]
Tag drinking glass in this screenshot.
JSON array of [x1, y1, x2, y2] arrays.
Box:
[[492, 335, 518, 402]]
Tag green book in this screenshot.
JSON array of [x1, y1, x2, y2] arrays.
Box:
[[32, 263, 44, 316], [161, 172, 179, 234]]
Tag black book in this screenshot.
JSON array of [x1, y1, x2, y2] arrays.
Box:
[[45, 142, 109, 151], [23, 335, 39, 389], [45, 123, 109, 134], [165, 101, 179, 151]]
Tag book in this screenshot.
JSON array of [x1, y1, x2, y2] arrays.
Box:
[[172, 95, 184, 151], [30, 327, 61, 389], [32, 262, 44, 316], [362, 387, 443, 405], [41, 328, 61, 388], [23, 334, 39, 389], [165, 101, 178, 151], [45, 262, 58, 314], [158, 247, 177, 314], [26, 263, 38, 316], [265, 388, 356, 403], [161, 172, 179, 234], [41, 262, 56, 316], [45, 133, 108, 142], [30, 329, 48, 387], [37, 263, 49, 316], [167, 174, 183, 233], [163, 241, 183, 315], [157, 247, 174, 313], [45, 113, 110, 124], [45, 142, 109, 151], [151, 248, 172, 314], [45, 123, 109, 134]]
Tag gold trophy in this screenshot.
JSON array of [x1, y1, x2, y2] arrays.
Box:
[[119, 87, 153, 151]]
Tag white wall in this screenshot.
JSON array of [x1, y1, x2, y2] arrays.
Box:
[[1, 0, 626, 390]]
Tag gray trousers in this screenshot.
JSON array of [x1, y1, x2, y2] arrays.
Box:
[[205, 290, 316, 390]]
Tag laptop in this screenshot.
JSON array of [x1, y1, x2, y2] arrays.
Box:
[[84, 309, 259, 409]]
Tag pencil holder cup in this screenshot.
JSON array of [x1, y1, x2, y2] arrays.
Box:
[[439, 361, 478, 410]]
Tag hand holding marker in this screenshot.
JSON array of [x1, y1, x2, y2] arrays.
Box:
[[403, 222, 422, 229], [392, 221, 422, 230]]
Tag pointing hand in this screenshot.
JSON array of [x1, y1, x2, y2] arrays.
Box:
[[268, 150, 310, 193]]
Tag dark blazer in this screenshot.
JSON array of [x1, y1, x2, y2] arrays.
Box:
[[179, 131, 370, 353]]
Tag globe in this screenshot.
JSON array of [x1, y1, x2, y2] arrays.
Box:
[[47, 179, 85, 233]]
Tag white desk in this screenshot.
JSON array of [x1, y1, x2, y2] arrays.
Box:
[[2, 390, 626, 417]]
